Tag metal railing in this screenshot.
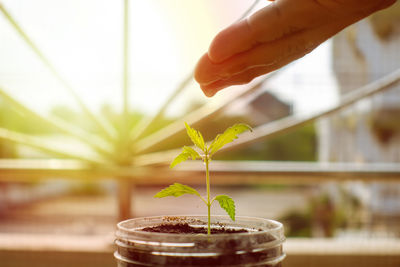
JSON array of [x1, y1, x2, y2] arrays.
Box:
[[0, 1, 400, 220]]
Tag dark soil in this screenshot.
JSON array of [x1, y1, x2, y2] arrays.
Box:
[[118, 222, 283, 266], [141, 222, 249, 234]]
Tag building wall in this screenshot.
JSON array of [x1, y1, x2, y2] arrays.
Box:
[[319, 2, 400, 163], [318, 4, 400, 235]]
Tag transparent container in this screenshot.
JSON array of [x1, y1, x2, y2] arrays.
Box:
[[114, 215, 286, 266]]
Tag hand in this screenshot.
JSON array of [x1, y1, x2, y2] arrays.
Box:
[[194, 0, 395, 97]]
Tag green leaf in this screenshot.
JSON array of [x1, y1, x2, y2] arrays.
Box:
[[185, 122, 205, 152], [170, 146, 201, 168], [182, 146, 201, 160], [154, 183, 201, 198], [215, 195, 236, 221], [209, 123, 252, 155]]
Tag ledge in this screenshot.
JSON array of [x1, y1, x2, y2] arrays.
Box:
[[0, 234, 399, 267], [0, 159, 400, 184]]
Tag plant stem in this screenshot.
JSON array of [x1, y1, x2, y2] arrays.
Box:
[[205, 154, 211, 235]]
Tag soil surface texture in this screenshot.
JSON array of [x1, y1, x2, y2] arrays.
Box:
[[141, 222, 249, 234]]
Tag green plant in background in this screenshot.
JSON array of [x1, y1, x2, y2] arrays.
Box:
[[154, 122, 252, 235]]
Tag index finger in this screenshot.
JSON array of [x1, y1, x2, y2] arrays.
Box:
[[207, 3, 284, 63], [208, 0, 335, 63]]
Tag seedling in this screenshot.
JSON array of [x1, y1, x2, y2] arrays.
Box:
[[154, 122, 252, 235]]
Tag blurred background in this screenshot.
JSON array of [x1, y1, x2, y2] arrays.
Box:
[[0, 0, 400, 266]]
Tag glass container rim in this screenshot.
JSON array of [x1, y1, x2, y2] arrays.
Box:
[[116, 215, 285, 241]]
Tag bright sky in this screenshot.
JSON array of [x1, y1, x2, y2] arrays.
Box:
[[0, 0, 338, 117]]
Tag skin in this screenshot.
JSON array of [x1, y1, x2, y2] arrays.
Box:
[[194, 0, 396, 97]]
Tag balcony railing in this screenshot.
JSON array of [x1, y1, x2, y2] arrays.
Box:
[[1, 1, 400, 266]]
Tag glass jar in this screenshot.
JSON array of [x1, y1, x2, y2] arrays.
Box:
[[115, 215, 285, 266]]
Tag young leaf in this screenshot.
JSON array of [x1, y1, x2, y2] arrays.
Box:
[[170, 146, 201, 168], [208, 123, 252, 155], [185, 122, 205, 152], [182, 146, 201, 160], [154, 183, 201, 198], [215, 195, 236, 221]]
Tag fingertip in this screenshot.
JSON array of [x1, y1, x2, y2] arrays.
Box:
[[203, 90, 216, 98], [208, 20, 253, 63], [200, 81, 231, 97], [194, 53, 211, 84], [200, 85, 217, 97], [194, 53, 223, 86]]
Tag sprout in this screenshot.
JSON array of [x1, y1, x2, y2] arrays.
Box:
[[155, 122, 252, 235]]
